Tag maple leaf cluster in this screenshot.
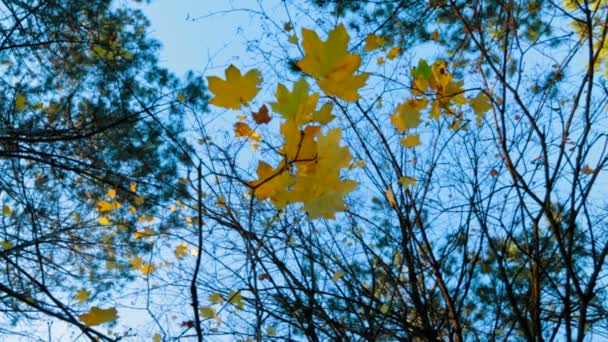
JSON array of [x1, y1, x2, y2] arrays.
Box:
[[206, 25, 367, 219]]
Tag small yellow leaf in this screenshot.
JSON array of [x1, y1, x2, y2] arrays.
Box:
[[2, 205, 12, 216], [228, 290, 245, 310], [209, 292, 223, 304], [98, 216, 110, 225], [400, 134, 421, 148], [470, 92, 492, 126], [266, 326, 277, 336], [363, 33, 385, 52], [79, 307, 118, 326], [288, 34, 298, 44], [582, 164, 594, 175], [386, 47, 400, 60], [234, 122, 253, 138], [332, 270, 345, 283], [377, 57, 385, 65], [130, 256, 142, 270], [134, 196, 145, 205], [386, 188, 397, 208], [15, 93, 26, 111], [97, 200, 121, 213], [107, 188, 117, 199], [200, 307, 216, 319], [399, 176, 417, 188], [153, 334, 161, 342], [175, 243, 189, 259], [1, 241, 12, 250], [74, 289, 90, 303], [140, 262, 155, 275], [130, 183, 137, 193], [431, 30, 440, 41], [390, 98, 426, 132]]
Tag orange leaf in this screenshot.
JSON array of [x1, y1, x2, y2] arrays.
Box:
[[252, 104, 271, 124]]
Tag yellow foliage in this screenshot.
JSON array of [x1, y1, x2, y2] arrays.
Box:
[[79, 307, 118, 326], [207, 65, 262, 109], [297, 24, 369, 100]]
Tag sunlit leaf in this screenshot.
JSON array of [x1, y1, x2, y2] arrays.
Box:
[[79, 307, 118, 326], [207, 65, 262, 109]]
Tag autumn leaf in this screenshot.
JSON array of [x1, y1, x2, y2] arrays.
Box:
[[582, 165, 594, 175], [98, 216, 111, 225], [248, 161, 294, 202], [332, 270, 345, 283], [2, 205, 12, 216], [15, 93, 26, 111], [200, 307, 216, 319], [252, 104, 271, 124], [312, 102, 335, 125], [140, 262, 155, 275], [107, 188, 117, 199], [399, 176, 417, 188], [79, 307, 118, 326], [74, 289, 90, 303], [271, 78, 318, 125], [97, 200, 121, 213], [386, 188, 397, 208], [390, 98, 426, 132], [297, 25, 369, 101], [207, 65, 262, 109], [386, 46, 400, 60], [209, 292, 223, 304], [363, 33, 385, 51], [234, 122, 253, 138], [470, 91, 492, 126], [175, 243, 189, 259], [401, 134, 421, 148]]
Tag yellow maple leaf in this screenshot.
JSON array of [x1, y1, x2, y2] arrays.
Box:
[[200, 307, 217, 319], [130, 256, 143, 270], [390, 98, 427, 132], [401, 134, 421, 148], [74, 289, 90, 303], [399, 176, 417, 188], [297, 25, 369, 101], [312, 102, 335, 125], [363, 33, 385, 52], [386, 46, 400, 60], [107, 188, 117, 199], [140, 262, 155, 275], [470, 91, 492, 126], [276, 128, 358, 218], [271, 78, 318, 125], [79, 307, 118, 326], [98, 216, 111, 225], [207, 65, 262, 109], [97, 200, 121, 213], [1, 241, 12, 250], [15, 93, 26, 111], [209, 292, 223, 304], [248, 161, 294, 202], [175, 243, 189, 259]]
